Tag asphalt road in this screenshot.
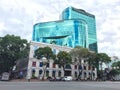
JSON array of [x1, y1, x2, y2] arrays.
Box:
[[0, 81, 120, 90]]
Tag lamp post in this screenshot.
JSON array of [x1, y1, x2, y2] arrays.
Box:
[[42, 57, 48, 81]]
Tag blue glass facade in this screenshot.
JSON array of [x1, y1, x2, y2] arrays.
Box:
[[62, 7, 97, 52], [33, 7, 97, 52]]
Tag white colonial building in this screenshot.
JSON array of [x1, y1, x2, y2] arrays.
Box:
[[27, 41, 97, 80]]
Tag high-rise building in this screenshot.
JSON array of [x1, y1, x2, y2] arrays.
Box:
[[33, 6, 97, 52], [62, 7, 97, 52]]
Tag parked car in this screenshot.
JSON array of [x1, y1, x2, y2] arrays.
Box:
[[49, 77, 62, 81], [49, 77, 56, 81], [63, 76, 73, 81], [1, 72, 10, 81]]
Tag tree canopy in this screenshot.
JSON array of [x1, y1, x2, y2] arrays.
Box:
[[112, 61, 120, 69], [34, 46, 54, 60], [70, 46, 89, 64], [0, 34, 29, 73], [55, 51, 72, 74]]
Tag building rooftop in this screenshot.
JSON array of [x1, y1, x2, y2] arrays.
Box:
[[70, 7, 95, 18]]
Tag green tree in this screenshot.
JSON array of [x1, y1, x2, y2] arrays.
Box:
[[112, 61, 120, 69], [109, 61, 120, 79], [0, 34, 29, 73], [70, 46, 89, 79], [34, 46, 54, 59], [34, 46, 54, 80], [87, 53, 100, 71], [109, 69, 119, 78], [56, 51, 72, 76], [96, 53, 111, 71], [70, 46, 89, 64]]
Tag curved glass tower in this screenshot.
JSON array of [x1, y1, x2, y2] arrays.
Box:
[[33, 7, 98, 52], [62, 7, 97, 52], [33, 19, 87, 48]]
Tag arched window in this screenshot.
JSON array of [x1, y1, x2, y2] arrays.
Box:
[[46, 63, 49, 68], [75, 72, 77, 78], [58, 71, 61, 77], [92, 66, 95, 70], [88, 66, 91, 70], [52, 63, 56, 68], [89, 72, 91, 76], [32, 69, 35, 78], [52, 71, 56, 77], [93, 73, 95, 77], [84, 72, 87, 78], [84, 66, 86, 70], [74, 65, 77, 69], [39, 70, 43, 75], [46, 70, 49, 77]]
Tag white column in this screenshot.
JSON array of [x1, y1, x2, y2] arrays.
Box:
[[27, 44, 34, 79], [71, 65, 74, 78], [56, 65, 58, 77], [61, 67, 64, 77], [27, 60, 32, 79]]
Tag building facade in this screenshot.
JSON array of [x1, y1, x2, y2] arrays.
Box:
[[27, 41, 97, 80], [62, 7, 97, 52], [33, 6, 97, 52], [27, 7, 98, 80]]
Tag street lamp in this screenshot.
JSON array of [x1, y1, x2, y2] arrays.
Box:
[[113, 66, 119, 69], [116, 66, 119, 69]]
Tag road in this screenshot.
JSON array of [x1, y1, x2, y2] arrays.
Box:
[[0, 81, 120, 90]]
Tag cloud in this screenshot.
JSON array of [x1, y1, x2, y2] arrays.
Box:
[[0, 0, 120, 57]]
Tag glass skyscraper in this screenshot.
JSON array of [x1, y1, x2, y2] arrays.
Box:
[[33, 7, 97, 52]]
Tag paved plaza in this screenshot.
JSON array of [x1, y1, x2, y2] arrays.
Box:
[[0, 81, 120, 90]]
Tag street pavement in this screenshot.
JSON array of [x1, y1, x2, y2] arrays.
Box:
[[0, 81, 120, 90]]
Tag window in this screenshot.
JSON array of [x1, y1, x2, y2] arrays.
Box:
[[39, 62, 43, 67], [52, 71, 56, 77], [92, 66, 95, 70], [32, 62, 36, 67], [84, 72, 87, 78], [74, 65, 77, 69], [84, 66, 86, 70], [75, 72, 77, 78], [39, 70, 43, 75], [58, 65, 61, 68], [32, 69, 35, 78], [52, 63, 56, 68], [88, 66, 91, 70], [58, 71, 61, 77], [46, 63, 49, 68], [79, 65, 82, 70], [46, 70, 49, 77]]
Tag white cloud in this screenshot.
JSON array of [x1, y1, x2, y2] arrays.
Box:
[[0, 0, 120, 58], [0, 22, 5, 30]]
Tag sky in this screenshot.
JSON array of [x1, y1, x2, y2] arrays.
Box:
[[0, 0, 120, 58]]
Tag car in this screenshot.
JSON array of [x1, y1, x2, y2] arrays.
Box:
[[1, 72, 10, 81], [49, 77, 62, 81], [63, 76, 73, 81]]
